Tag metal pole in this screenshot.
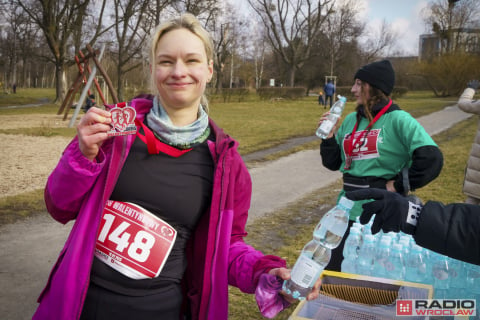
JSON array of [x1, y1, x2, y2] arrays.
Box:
[[69, 44, 106, 128]]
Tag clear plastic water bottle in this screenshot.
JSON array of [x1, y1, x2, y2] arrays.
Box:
[[387, 243, 406, 281], [316, 95, 347, 139], [447, 257, 466, 298], [357, 234, 375, 276], [372, 237, 391, 279], [283, 197, 353, 300], [283, 240, 331, 300], [341, 227, 361, 274], [422, 248, 434, 286], [405, 243, 427, 283], [312, 196, 354, 249], [465, 262, 480, 313], [465, 262, 480, 295], [431, 252, 449, 299]]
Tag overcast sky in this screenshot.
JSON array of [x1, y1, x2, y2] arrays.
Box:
[[357, 0, 431, 56], [230, 0, 432, 57]]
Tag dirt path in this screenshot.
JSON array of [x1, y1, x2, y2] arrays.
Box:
[[0, 114, 75, 199]]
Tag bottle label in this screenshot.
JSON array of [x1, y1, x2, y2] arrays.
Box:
[[318, 120, 334, 134], [290, 254, 323, 288]]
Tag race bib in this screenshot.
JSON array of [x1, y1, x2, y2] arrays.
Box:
[[95, 200, 177, 279], [343, 129, 381, 160]]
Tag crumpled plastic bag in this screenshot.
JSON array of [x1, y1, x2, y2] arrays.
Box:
[[255, 273, 291, 318]]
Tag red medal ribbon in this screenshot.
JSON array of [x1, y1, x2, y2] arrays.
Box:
[[344, 99, 393, 170], [135, 119, 192, 157]]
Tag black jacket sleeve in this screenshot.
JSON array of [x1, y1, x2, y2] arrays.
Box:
[[414, 201, 480, 265], [320, 136, 342, 171], [393, 145, 444, 194]]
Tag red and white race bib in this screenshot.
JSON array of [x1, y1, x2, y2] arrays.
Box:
[[343, 129, 381, 160], [95, 200, 177, 279]]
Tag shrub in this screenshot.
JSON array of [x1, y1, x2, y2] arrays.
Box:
[[256, 87, 306, 100], [392, 86, 408, 99], [220, 88, 251, 102]]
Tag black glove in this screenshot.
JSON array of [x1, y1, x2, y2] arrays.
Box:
[[467, 80, 479, 91], [345, 188, 422, 235]]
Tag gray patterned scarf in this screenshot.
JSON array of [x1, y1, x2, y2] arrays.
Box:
[[146, 96, 210, 149]]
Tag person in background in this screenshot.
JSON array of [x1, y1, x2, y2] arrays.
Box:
[[83, 93, 97, 112], [318, 90, 325, 107], [345, 188, 480, 266], [457, 79, 480, 204], [318, 59, 443, 272], [323, 79, 335, 108], [33, 13, 312, 320], [84, 93, 97, 112]]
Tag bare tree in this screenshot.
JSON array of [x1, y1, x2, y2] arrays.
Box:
[[211, 20, 233, 91], [323, 0, 365, 78], [247, 0, 335, 87], [170, 0, 221, 23], [111, 0, 153, 102], [16, 0, 113, 103], [361, 20, 397, 62], [422, 0, 480, 54]]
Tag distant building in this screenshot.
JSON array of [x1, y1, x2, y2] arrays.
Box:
[[419, 28, 480, 60]]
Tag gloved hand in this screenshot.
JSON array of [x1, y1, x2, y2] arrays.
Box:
[[467, 80, 479, 91], [345, 188, 422, 235]]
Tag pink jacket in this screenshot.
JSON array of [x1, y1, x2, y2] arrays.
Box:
[[33, 98, 287, 320]]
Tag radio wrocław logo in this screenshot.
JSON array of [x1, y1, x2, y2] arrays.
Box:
[[396, 299, 476, 317]]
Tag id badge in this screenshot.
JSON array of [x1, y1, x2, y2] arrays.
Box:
[[95, 200, 177, 279]]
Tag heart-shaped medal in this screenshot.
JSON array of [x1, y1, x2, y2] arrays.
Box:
[[107, 103, 137, 136]]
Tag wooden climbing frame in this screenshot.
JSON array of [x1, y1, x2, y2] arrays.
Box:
[[58, 44, 119, 121]]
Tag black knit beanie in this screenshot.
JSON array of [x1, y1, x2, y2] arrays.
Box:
[[354, 59, 395, 96]]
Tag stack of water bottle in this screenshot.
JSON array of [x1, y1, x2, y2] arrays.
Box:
[[341, 216, 480, 301], [283, 196, 354, 300]]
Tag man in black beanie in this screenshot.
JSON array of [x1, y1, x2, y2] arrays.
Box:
[[316, 59, 444, 272]]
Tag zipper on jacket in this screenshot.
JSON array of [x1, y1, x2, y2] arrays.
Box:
[[77, 136, 129, 320], [205, 141, 234, 319]]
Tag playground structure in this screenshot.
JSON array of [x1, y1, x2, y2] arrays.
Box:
[[57, 44, 119, 127]]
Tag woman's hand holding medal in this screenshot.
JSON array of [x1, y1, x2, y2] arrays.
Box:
[[77, 107, 112, 161]]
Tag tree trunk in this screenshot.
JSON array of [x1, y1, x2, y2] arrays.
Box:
[[54, 64, 67, 104], [117, 71, 124, 103], [288, 67, 295, 87]]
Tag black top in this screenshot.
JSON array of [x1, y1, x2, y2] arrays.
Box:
[[90, 130, 214, 296]]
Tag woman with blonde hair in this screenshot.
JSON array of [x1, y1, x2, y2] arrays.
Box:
[[33, 13, 306, 320]]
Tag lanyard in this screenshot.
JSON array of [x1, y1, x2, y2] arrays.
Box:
[[344, 99, 392, 170], [135, 119, 192, 157]]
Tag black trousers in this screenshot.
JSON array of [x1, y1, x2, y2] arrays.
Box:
[[325, 95, 334, 108], [80, 281, 182, 320], [325, 219, 355, 272]]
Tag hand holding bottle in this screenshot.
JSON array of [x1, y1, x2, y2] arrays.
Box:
[[317, 112, 338, 139], [316, 95, 347, 139]]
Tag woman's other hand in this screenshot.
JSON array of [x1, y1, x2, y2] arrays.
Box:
[[268, 268, 322, 302]]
